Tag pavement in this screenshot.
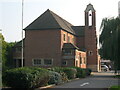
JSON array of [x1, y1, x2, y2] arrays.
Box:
[[51, 71, 119, 89]]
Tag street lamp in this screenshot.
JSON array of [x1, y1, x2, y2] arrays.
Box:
[[21, 0, 24, 67]]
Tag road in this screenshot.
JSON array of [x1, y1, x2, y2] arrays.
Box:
[[52, 71, 119, 89]]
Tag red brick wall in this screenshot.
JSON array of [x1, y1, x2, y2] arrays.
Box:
[[24, 30, 61, 67], [75, 50, 86, 68], [60, 30, 76, 49], [85, 27, 98, 65], [76, 37, 85, 49]]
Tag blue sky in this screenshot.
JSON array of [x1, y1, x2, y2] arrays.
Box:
[[0, 0, 119, 42]]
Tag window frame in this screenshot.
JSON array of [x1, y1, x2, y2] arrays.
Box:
[[63, 34, 66, 41], [68, 36, 70, 42], [32, 58, 42, 66], [44, 58, 53, 66], [62, 61, 67, 66]]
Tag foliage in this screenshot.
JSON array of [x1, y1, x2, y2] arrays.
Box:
[[0, 33, 16, 71], [5, 42, 16, 69], [3, 67, 49, 88], [114, 75, 120, 78], [84, 68, 92, 76], [99, 17, 120, 70], [109, 86, 120, 90], [48, 71, 62, 85], [50, 67, 63, 73], [71, 67, 86, 78], [50, 67, 68, 82], [62, 67, 77, 79], [0, 33, 7, 71]]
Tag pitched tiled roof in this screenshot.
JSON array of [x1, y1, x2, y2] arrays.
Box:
[[72, 26, 85, 37], [24, 9, 76, 35], [24, 9, 85, 36], [62, 43, 79, 49]]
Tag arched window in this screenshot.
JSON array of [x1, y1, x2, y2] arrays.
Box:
[[88, 10, 92, 26]]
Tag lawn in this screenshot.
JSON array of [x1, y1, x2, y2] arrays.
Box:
[[109, 86, 120, 90]]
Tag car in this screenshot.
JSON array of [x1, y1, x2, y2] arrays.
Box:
[[101, 65, 109, 72]]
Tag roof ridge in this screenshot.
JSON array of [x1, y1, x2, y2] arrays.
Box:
[[48, 10, 62, 29], [49, 10, 75, 34]]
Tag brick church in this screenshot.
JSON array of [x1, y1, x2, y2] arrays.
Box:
[[13, 4, 101, 71]]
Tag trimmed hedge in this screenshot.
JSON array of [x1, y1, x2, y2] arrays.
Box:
[[71, 67, 86, 78], [3, 66, 92, 88], [50, 67, 77, 80], [50, 67, 68, 82], [48, 71, 62, 85], [84, 68, 92, 76], [62, 68, 77, 79], [3, 67, 49, 88]]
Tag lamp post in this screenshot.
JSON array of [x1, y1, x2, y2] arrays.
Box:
[[118, 1, 120, 18], [0, 29, 2, 89], [21, 0, 24, 67]]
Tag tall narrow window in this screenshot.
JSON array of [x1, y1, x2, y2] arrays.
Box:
[[83, 57, 86, 64], [88, 51, 93, 56], [63, 34, 66, 41], [72, 38, 74, 43], [89, 10, 92, 26], [68, 36, 70, 42], [80, 57, 82, 64], [76, 60, 78, 67]]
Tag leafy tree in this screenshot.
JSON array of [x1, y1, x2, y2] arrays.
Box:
[[5, 42, 16, 68], [0, 33, 16, 71], [0, 33, 7, 71], [99, 17, 120, 70]]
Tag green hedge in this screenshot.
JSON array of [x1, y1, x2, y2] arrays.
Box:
[[50, 67, 68, 82], [51, 67, 77, 80], [48, 71, 62, 85], [84, 68, 92, 76], [3, 67, 49, 88], [3, 66, 92, 88], [71, 67, 86, 78], [62, 68, 77, 79]]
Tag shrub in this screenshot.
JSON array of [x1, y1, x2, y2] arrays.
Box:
[[50, 67, 68, 82], [109, 86, 120, 90], [3, 67, 49, 88], [60, 72, 69, 82], [48, 71, 62, 85], [71, 67, 86, 78], [50, 67, 63, 73], [62, 67, 77, 79], [84, 68, 92, 76]]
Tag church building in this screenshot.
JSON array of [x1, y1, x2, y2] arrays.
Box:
[[13, 4, 100, 71]]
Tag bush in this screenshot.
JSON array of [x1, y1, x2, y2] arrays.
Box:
[[3, 67, 49, 88], [48, 71, 62, 85], [50, 67, 68, 82], [71, 67, 86, 78], [109, 86, 120, 90], [84, 68, 92, 76], [50, 67, 63, 73], [62, 67, 77, 79]]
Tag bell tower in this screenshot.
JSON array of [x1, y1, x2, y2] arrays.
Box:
[[84, 4, 99, 71], [85, 3, 96, 27]]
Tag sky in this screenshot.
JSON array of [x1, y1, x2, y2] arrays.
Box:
[[0, 0, 120, 42]]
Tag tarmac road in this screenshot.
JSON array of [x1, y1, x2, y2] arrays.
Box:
[[52, 71, 119, 89]]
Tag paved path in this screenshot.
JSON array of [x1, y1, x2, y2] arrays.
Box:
[[52, 71, 119, 88]]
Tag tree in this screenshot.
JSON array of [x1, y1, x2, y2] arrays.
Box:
[[0, 33, 16, 71], [99, 17, 120, 71], [0, 33, 7, 71], [5, 42, 16, 68]]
